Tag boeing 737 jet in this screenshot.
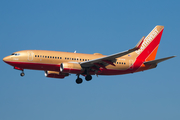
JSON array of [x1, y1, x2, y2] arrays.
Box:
[[3, 26, 175, 84]]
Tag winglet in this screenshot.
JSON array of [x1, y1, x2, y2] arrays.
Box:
[[130, 36, 145, 51], [136, 36, 145, 49]]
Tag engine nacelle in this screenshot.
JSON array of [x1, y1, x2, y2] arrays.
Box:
[[45, 71, 69, 79], [60, 63, 84, 74]]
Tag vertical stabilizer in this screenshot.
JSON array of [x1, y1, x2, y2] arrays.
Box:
[[135, 26, 164, 61]]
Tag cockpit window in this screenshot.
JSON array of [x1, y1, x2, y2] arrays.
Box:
[[11, 53, 20, 56]]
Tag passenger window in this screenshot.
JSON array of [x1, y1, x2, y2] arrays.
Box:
[[60, 57, 62, 59], [48, 56, 49, 58], [38, 55, 39, 57], [45, 56, 47, 58], [35, 55, 37, 57]]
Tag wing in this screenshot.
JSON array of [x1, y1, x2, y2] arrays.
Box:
[[80, 36, 145, 68]]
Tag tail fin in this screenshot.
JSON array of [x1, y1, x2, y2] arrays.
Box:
[[135, 25, 164, 61]]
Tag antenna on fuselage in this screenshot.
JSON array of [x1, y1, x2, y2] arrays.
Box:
[[74, 50, 76, 53]]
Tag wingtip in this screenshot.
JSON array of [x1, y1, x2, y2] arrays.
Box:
[[171, 55, 176, 58], [133, 36, 145, 50], [167, 55, 176, 58]]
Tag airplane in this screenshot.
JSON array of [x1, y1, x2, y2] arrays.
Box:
[[3, 25, 176, 84]]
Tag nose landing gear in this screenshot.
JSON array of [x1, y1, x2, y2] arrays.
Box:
[[14, 67, 25, 77], [20, 70, 25, 77]]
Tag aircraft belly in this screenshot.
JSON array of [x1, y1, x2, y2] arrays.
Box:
[[5, 61, 60, 71], [98, 68, 133, 75]]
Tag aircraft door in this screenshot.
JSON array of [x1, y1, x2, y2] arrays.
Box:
[[27, 51, 34, 61], [129, 60, 133, 70]]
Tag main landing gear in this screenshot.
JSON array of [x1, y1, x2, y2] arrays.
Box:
[[76, 74, 92, 84], [76, 75, 83, 84], [85, 75, 92, 81]]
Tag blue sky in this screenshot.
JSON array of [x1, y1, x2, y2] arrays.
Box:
[[0, 0, 179, 120]]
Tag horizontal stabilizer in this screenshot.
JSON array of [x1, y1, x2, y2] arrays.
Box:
[[144, 56, 176, 65]]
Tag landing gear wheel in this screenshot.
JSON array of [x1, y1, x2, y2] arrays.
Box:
[[85, 75, 92, 81], [20, 72, 25, 77], [76, 78, 83, 84]]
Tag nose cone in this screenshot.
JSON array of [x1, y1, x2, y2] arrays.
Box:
[[3, 56, 11, 62]]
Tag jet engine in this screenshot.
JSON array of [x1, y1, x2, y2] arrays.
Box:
[[60, 63, 84, 74], [45, 71, 69, 79]]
